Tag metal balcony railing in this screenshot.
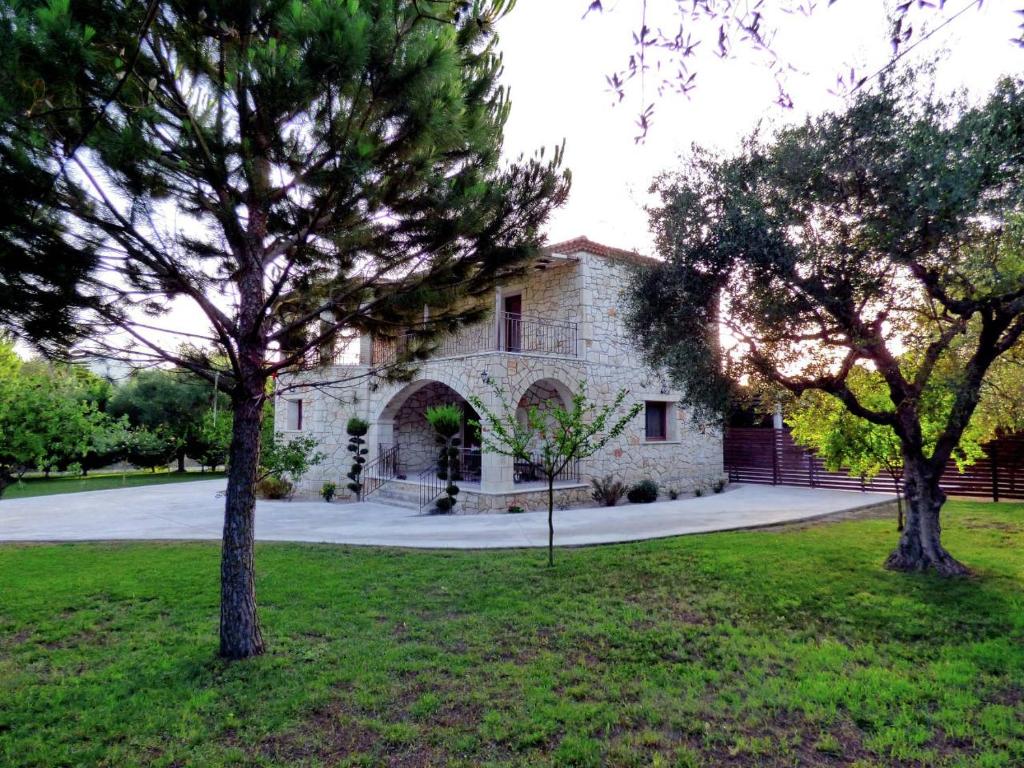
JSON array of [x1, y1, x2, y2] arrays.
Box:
[[371, 313, 578, 367]]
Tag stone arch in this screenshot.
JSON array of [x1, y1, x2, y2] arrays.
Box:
[[515, 376, 574, 414], [376, 378, 481, 476], [376, 374, 474, 423]]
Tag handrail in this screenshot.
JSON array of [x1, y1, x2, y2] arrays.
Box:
[[370, 313, 578, 366], [417, 465, 446, 513], [513, 454, 580, 484], [362, 445, 399, 499]]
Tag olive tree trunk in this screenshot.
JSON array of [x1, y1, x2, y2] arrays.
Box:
[[219, 378, 267, 659], [884, 457, 968, 577]]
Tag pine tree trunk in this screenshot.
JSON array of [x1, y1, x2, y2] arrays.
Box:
[[219, 385, 266, 659], [885, 457, 968, 576]]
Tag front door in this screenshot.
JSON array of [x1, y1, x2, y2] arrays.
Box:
[[503, 294, 522, 352]]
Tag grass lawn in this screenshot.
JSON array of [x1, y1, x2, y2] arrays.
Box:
[[1, 501, 1022, 767], [2, 470, 226, 500]]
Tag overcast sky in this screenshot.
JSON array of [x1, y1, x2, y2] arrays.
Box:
[[496, 0, 1024, 254]]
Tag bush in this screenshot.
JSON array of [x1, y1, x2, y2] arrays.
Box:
[[694, 486, 704, 497], [590, 475, 627, 507], [257, 476, 294, 500], [668, 488, 679, 500], [320, 481, 337, 502], [626, 479, 659, 504], [434, 496, 455, 514], [507, 504, 525, 514], [712, 479, 727, 494]]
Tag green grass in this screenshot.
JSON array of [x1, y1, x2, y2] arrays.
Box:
[[1, 501, 1023, 767], [2, 470, 226, 499]]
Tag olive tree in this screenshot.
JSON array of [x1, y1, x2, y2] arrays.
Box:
[[628, 76, 1024, 576]]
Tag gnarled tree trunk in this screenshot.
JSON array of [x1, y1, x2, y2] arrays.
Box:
[[220, 378, 266, 659], [884, 456, 968, 577]]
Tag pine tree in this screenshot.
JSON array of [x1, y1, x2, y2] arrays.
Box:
[[0, 0, 568, 657]]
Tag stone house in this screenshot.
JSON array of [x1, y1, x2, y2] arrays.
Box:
[[274, 236, 725, 512]]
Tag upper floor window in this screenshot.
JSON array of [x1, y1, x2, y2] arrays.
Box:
[[285, 399, 303, 431], [645, 401, 667, 441]]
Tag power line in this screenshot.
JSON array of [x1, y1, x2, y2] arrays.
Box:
[[852, 0, 982, 94]]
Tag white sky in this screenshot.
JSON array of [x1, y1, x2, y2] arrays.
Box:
[[496, 0, 1024, 253]]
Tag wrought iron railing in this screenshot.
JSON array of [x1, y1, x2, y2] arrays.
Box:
[[362, 445, 399, 499], [417, 466, 445, 512], [513, 454, 580, 484], [498, 312, 577, 357], [418, 448, 481, 512], [371, 314, 578, 366]]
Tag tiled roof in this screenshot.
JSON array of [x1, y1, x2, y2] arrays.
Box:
[[543, 236, 660, 268]]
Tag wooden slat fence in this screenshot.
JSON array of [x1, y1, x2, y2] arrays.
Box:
[[724, 428, 1024, 501]]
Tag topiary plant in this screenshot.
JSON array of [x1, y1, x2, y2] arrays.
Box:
[[626, 479, 659, 503], [425, 404, 463, 514], [345, 417, 370, 500]]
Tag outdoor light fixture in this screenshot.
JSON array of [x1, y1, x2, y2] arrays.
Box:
[[480, 370, 492, 385]]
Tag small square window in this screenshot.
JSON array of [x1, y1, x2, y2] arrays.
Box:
[[286, 399, 303, 431], [645, 401, 667, 441]]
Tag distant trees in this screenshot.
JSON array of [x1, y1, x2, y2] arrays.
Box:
[[0, 339, 236, 495], [109, 369, 227, 472], [0, 339, 122, 495]]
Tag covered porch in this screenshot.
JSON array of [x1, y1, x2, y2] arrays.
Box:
[[366, 376, 583, 511]]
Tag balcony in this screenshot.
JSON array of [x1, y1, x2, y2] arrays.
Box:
[[370, 312, 578, 367]]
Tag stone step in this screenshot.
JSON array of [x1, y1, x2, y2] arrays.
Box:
[[367, 480, 431, 509]]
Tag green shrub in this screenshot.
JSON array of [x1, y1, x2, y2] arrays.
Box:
[[693, 486, 704, 497], [320, 481, 337, 502], [668, 488, 679, 500], [257, 475, 294, 500], [626, 479, 658, 503], [712, 478, 727, 493], [590, 474, 627, 506], [433, 496, 455, 514], [507, 504, 525, 514]]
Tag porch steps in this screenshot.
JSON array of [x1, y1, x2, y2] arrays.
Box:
[[369, 479, 423, 510]]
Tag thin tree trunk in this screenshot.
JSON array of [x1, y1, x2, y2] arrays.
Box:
[[177, 450, 187, 473], [547, 475, 555, 567], [885, 457, 968, 576], [220, 385, 266, 659], [890, 474, 904, 532]]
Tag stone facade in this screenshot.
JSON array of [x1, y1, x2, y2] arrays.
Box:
[[276, 238, 726, 511]]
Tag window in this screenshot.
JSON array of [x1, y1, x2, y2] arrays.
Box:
[[645, 401, 667, 441], [286, 399, 303, 431]]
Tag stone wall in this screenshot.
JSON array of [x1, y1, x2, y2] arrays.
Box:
[[276, 246, 725, 507]]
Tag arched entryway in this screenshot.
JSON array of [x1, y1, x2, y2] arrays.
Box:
[[512, 376, 578, 483], [377, 380, 482, 481]]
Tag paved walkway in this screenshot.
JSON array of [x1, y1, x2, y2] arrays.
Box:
[[0, 481, 894, 549]]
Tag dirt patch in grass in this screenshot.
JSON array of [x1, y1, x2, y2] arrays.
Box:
[[960, 518, 1024, 534], [256, 699, 382, 766]]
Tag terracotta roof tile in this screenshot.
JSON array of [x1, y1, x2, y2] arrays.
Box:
[[543, 236, 660, 267]]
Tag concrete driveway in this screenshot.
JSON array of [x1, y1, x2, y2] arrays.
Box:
[[0, 480, 894, 549]]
